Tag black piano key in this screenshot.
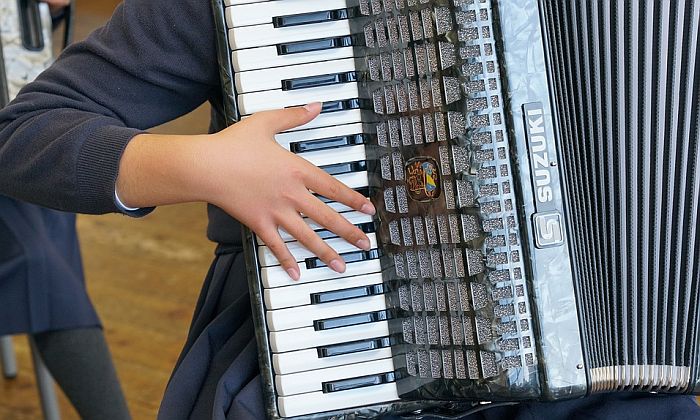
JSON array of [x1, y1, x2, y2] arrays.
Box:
[[273, 8, 358, 28], [306, 249, 381, 269], [291, 133, 367, 153], [277, 35, 355, 55], [313, 222, 376, 240], [282, 71, 358, 91], [314, 310, 391, 331], [322, 371, 396, 393], [321, 98, 367, 113], [320, 160, 367, 176], [317, 337, 391, 358], [311, 284, 385, 304]]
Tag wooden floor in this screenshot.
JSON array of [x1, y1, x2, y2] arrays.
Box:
[[0, 2, 215, 418]]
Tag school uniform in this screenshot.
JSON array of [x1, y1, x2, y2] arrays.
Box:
[[0, 196, 99, 335], [0, 0, 697, 419]]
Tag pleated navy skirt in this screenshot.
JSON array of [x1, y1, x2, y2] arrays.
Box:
[[0, 195, 99, 335], [158, 244, 700, 420]]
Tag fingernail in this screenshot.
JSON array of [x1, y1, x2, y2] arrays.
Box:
[[329, 259, 346, 273], [356, 238, 371, 251], [286, 268, 300, 281], [360, 202, 376, 215], [303, 102, 322, 113]]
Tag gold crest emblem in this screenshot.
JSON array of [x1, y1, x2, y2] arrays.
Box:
[[405, 157, 441, 202]]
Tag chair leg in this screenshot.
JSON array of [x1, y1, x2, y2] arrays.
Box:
[[29, 337, 61, 420], [0, 335, 17, 379]]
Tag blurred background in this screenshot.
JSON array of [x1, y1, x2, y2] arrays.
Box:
[[0, 1, 215, 418]]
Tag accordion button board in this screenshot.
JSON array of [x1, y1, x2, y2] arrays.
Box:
[[215, 0, 700, 418]]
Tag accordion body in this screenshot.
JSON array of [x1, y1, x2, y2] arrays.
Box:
[[214, 0, 700, 417]]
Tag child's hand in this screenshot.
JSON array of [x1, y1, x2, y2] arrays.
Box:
[[203, 103, 375, 280], [117, 103, 375, 281]]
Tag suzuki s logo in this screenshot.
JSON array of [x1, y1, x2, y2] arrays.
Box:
[[523, 102, 565, 248], [533, 212, 564, 248], [525, 105, 554, 204]]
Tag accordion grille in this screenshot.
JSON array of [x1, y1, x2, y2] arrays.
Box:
[[542, 0, 700, 392]]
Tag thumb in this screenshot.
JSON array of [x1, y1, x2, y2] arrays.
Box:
[[252, 103, 322, 134]]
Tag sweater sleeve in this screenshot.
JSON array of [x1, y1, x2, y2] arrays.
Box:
[[0, 0, 220, 214]]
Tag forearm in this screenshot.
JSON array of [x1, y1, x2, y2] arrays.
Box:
[[115, 133, 212, 208], [0, 106, 142, 213], [0, 0, 218, 213]]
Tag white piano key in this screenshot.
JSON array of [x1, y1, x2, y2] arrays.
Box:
[[226, 0, 351, 28], [275, 123, 365, 150], [275, 357, 395, 396], [269, 320, 389, 353], [242, 109, 363, 132], [318, 170, 368, 193], [238, 83, 360, 115], [297, 144, 366, 167], [267, 294, 386, 331], [235, 58, 357, 93], [258, 232, 377, 266], [273, 344, 392, 375], [325, 201, 354, 213], [264, 272, 384, 309], [292, 109, 364, 131], [228, 20, 352, 50], [232, 44, 355, 72], [262, 258, 382, 288], [225, 0, 272, 5], [278, 383, 399, 418]]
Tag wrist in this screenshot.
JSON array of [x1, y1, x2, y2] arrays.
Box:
[[116, 133, 212, 208]]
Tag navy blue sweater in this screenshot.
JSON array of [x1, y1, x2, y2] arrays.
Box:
[[0, 0, 219, 217]]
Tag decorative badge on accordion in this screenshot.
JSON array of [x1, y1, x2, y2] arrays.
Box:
[[405, 157, 442, 202], [523, 102, 565, 249]]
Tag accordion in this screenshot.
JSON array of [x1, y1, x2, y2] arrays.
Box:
[[213, 0, 700, 418], [0, 0, 54, 107]]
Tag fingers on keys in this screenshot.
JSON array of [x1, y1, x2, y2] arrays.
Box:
[[268, 189, 374, 281], [301, 194, 371, 252], [304, 165, 376, 216], [254, 103, 322, 135], [259, 229, 300, 281], [281, 210, 347, 275]]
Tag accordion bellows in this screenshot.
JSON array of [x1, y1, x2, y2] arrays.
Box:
[[543, 1, 700, 392]]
